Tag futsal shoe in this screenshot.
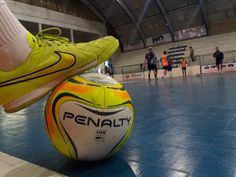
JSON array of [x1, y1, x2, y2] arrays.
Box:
[[0, 28, 119, 113]]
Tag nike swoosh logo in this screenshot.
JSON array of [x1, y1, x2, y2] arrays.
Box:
[[0, 51, 77, 87]]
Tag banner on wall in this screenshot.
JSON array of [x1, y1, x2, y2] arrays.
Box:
[[123, 33, 171, 51], [146, 33, 172, 46], [123, 72, 144, 81], [202, 63, 236, 73]]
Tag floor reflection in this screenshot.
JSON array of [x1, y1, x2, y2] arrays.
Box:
[[1, 73, 236, 177]]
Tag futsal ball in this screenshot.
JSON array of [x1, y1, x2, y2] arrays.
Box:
[[44, 73, 134, 161]]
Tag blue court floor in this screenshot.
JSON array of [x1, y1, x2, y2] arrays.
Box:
[[1, 72, 236, 177]]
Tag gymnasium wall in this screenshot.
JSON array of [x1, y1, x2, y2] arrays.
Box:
[[5, 0, 106, 36], [209, 18, 236, 35], [113, 31, 236, 67]]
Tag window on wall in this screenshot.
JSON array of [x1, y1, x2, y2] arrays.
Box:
[[42, 24, 71, 40], [73, 30, 100, 43], [19, 20, 39, 35]]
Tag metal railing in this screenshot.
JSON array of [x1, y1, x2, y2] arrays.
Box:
[[112, 50, 236, 75]]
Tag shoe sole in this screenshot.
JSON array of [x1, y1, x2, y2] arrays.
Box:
[[3, 41, 119, 113]]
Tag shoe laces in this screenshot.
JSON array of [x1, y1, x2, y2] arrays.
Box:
[[35, 27, 71, 47]]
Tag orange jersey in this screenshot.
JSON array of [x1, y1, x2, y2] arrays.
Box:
[[162, 55, 168, 66], [181, 60, 187, 68]]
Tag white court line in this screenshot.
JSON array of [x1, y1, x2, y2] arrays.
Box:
[[0, 151, 67, 177], [121, 80, 147, 84]]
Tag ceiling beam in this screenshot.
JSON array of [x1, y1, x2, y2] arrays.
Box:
[[153, 0, 175, 42], [197, 0, 209, 35], [116, 0, 146, 47], [79, 0, 124, 51], [79, 0, 106, 24], [115, 4, 197, 29]]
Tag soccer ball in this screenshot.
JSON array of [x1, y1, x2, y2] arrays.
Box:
[[44, 73, 134, 161]]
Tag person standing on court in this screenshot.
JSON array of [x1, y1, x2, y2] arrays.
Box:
[[108, 59, 114, 78], [144, 47, 157, 79], [167, 56, 173, 78], [213, 47, 224, 73], [161, 51, 169, 78], [181, 58, 187, 77], [189, 46, 195, 62]]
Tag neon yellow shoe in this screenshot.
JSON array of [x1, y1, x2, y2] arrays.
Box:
[[0, 28, 119, 113]]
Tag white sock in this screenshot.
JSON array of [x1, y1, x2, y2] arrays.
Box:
[[0, 0, 31, 71]]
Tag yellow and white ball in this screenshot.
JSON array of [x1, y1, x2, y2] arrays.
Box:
[[44, 73, 134, 161]]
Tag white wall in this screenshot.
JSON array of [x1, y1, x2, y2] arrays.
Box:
[[114, 32, 236, 66], [5, 0, 106, 36]]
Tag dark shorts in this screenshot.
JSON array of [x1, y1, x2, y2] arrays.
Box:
[[182, 67, 186, 70], [148, 64, 157, 71], [216, 59, 223, 65], [168, 65, 172, 71], [163, 66, 169, 70]]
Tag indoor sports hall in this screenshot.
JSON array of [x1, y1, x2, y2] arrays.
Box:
[[1, 0, 236, 177]]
